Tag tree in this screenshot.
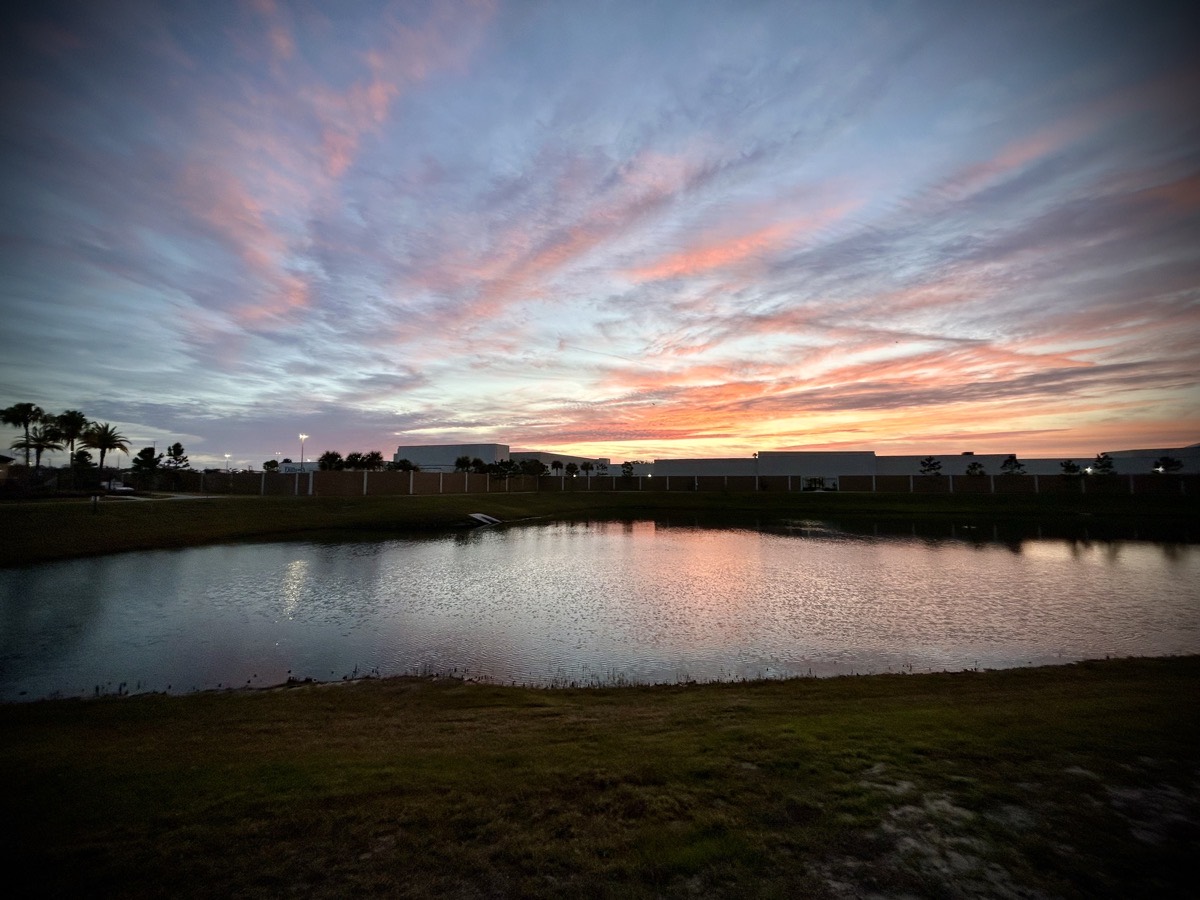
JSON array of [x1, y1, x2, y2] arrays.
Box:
[[518, 459, 546, 477], [1090, 453, 1115, 475], [130, 446, 163, 488], [281, 457, 293, 464], [262, 459, 279, 472], [344, 451, 366, 470], [72, 449, 95, 470], [162, 442, 190, 470], [54, 410, 89, 483], [318, 450, 344, 470], [999, 454, 1025, 476], [1059, 459, 1081, 476], [580, 461, 594, 477], [486, 459, 519, 479], [454, 455, 472, 472], [597, 461, 608, 476], [363, 450, 385, 470], [965, 461, 986, 476], [919, 456, 942, 475], [565, 462, 579, 477], [470, 457, 487, 474], [551, 460, 564, 476], [393, 458, 419, 471], [621, 460, 648, 478], [1153, 456, 1183, 473], [80, 422, 130, 473], [10, 424, 63, 473], [2, 402, 45, 467]]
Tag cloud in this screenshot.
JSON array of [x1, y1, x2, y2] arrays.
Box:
[[2, 1, 1197, 464]]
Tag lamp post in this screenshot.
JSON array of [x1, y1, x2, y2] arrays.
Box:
[[224, 453, 231, 473], [299, 434, 308, 470]]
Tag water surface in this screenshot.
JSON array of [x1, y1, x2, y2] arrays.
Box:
[[1, 521, 1196, 701]]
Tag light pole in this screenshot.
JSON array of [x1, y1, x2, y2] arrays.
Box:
[[224, 453, 231, 473], [299, 434, 308, 470]]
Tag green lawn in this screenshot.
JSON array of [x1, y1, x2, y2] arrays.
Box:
[[2, 489, 1195, 567], [3, 657, 1197, 898]]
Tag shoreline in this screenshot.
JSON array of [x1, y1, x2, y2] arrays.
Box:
[[8, 650, 1188, 707], [2, 490, 1196, 568]]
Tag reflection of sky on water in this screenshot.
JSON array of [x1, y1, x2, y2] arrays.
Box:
[[1, 523, 1197, 701]]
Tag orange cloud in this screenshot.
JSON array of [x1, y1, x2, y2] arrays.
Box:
[[626, 221, 795, 281], [625, 203, 854, 282]]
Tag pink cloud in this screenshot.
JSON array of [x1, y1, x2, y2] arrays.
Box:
[[625, 202, 855, 282], [399, 149, 719, 330], [177, 163, 311, 326], [303, 2, 496, 179]]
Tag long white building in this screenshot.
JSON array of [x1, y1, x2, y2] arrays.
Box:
[[653, 446, 1199, 478], [392, 443, 609, 472], [391, 441, 1199, 476]]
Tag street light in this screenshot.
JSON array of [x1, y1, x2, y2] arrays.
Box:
[[224, 453, 231, 473], [299, 434, 308, 469]]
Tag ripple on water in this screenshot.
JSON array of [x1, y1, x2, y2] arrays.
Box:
[[0, 523, 1197, 699]]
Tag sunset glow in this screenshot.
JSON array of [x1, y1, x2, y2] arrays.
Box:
[[1, 1, 1197, 468]]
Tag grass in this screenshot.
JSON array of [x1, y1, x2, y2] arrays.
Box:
[[1, 488, 1195, 567], [3, 491, 1195, 894], [2, 656, 1197, 898]]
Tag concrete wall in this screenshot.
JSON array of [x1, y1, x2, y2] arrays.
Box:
[[654, 458, 757, 477], [172, 469, 1194, 497], [758, 451, 876, 476], [876, 454, 1011, 476]]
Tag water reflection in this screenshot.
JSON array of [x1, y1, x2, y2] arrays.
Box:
[[0, 521, 1196, 701]]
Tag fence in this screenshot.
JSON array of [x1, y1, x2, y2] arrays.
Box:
[[153, 470, 1194, 497]]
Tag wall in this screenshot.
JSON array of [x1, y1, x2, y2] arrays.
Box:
[[164, 470, 1195, 498]]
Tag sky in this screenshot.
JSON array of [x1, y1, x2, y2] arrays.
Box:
[[1, 0, 1198, 470]]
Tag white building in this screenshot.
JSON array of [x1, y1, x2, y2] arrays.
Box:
[[511, 451, 611, 471], [392, 443, 510, 472], [1104, 445, 1200, 474], [652, 445, 1200, 478]]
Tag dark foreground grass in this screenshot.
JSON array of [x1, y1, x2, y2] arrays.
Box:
[[3, 657, 1197, 898], [2, 489, 1195, 566]]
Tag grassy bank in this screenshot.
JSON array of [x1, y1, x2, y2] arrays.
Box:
[[2, 656, 1196, 898], [2, 489, 1196, 567]]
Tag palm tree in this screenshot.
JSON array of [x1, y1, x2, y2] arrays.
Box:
[[551, 460, 564, 476], [318, 450, 344, 470], [54, 410, 89, 456], [1, 402, 45, 467], [454, 455, 471, 472], [580, 462, 594, 478], [363, 450, 385, 470], [81, 422, 131, 475], [10, 425, 63, 473], [55, 410, 89, 485]]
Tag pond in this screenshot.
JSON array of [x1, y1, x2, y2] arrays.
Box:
[[1, 520, 1197, 701]]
